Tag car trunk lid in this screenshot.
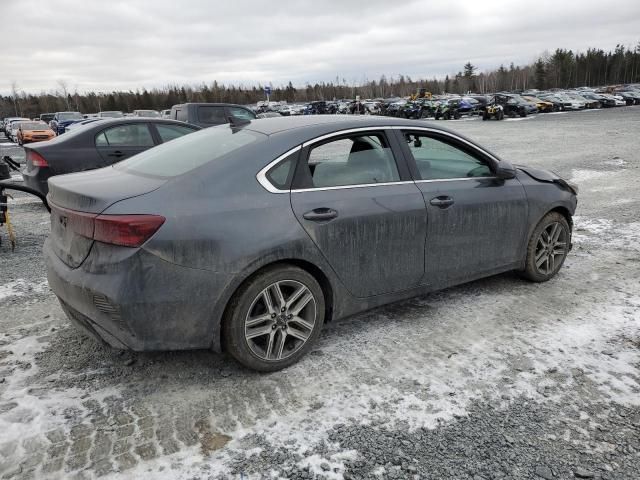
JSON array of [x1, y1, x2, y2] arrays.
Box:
[[47, 167, 166, 267]]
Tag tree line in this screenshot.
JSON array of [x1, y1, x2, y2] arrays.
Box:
[[2, 42, 639, 119]]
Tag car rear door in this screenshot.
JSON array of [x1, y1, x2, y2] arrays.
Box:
[[396, 129, 528, 286], [95, 123, 157, 166], [289, 129, 427, 298]]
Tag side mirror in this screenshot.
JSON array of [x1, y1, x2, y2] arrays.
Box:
[[495, 161, 516, 180]]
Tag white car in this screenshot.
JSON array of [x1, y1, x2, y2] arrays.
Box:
[[132, 109, 161, 118], [160, 109, 172, 118], [97, 111, 124, 118], [599, 93, 626, 106], [2, 116, 28, 137], [7, 118, 30, 141], [554, 94, 585, 110]]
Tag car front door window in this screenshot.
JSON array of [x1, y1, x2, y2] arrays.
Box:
[[404, 133, 493, 180]]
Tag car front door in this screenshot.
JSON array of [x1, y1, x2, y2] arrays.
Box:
[[290, 129, 427, 298], [397, 129, 528, 287], [95, 123, 156, 166]]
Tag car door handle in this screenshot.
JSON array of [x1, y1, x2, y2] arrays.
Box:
[[303, 208, 338, 221], [108, 151, 125, 157], [430, 196, 455, 208]]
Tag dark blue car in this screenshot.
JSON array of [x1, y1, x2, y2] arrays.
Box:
[[49, 111, 85, 135]]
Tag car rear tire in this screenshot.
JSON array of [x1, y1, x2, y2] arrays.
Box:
[[521, 212, 571, 282], [223, 265, 325, 372]]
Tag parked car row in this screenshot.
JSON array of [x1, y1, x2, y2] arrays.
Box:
[[245, 84, 640, 122]]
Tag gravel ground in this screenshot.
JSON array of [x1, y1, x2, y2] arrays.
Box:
[[0, 108, 639, 480]]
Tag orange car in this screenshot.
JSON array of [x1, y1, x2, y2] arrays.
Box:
[[17, 121, 55, 145]]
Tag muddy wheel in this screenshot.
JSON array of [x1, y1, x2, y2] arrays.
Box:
[[521, 212, 571, 282], [223, 265, 325, 371]]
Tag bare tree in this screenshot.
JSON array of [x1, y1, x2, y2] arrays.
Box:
[[57, 79, 71, 110], [11, 81, 20, 116]]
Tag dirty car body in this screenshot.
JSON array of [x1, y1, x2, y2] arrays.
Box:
[[44, 116, 577, 370]]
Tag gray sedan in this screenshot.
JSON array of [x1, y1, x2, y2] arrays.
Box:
[[22, 118, 200, 196], [44, 116, 578, 371]]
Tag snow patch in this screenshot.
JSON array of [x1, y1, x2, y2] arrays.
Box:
[[0, 279, 49, 300], [570, 169, 607, 182]]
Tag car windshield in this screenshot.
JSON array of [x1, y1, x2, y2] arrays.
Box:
[[99, 111, 124, 118], [115, 125, 264, 178], [21, 122, 49, 130], [58, 112, 83, 120]]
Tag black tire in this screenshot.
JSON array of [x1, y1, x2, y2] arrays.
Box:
[[498, 110, 505, 120], [520, 109, 527, 117], [521, 212, 571, 282], [223, 265, 325, 372]]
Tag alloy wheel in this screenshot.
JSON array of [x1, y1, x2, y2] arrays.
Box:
[[244, 280, 317, 361], [534, 222, 568, 275]]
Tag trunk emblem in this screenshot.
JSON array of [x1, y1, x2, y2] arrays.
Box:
[[59, 215, 68, 228]]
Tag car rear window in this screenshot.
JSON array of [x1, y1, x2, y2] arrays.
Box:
[[114, 125, 263, 177]]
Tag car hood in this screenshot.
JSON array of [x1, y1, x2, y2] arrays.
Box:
[[516, 165, 578, 194]]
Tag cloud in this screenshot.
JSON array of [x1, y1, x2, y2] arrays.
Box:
[[2, 0, 639, 94]]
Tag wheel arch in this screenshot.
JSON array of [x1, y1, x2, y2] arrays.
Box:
[[547, 205, 573, 231], [217, 258, 335, 352]]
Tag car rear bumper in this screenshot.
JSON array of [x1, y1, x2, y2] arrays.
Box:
[[45, 238, 231, 351]]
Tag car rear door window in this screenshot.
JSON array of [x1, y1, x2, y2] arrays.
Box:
[[403, 133, 493, 180], [303, 134, 400, 188], [155, 124, 197, 142], [197, 106, 226, 124], [97, 124, 155, 147]]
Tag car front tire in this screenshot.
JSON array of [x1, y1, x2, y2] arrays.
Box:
[[223, 265, 325, 372], [521, 212, 571, 282]]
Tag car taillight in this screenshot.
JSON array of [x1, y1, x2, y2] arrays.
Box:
[[93, 214, 165, 247], [27, 150, 48, 167], [50, 203, 164, 248]]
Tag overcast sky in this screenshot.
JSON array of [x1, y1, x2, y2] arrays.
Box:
[[2, 0, 639, 95]]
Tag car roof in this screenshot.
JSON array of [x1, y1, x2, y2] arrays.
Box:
[[242, 114, 452, 136], [240, 116, 502, 162], [80, 117, 198, 127], [172, 103, 251, 108]]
